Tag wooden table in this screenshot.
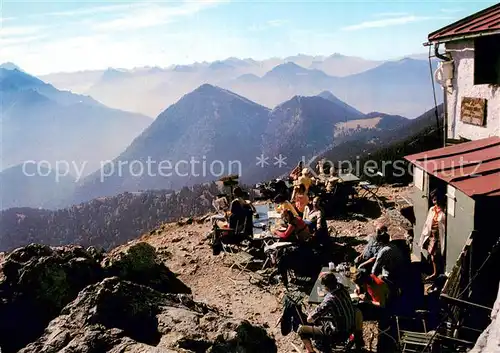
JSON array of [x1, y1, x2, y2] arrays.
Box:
[[308, 267, 358, 304]]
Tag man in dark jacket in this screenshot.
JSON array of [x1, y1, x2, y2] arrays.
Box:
[[355, 221, 389, 272]]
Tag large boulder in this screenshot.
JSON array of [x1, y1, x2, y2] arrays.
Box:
[[0, 242, 191, 353], [103, 243, 191, 294], [209, 320, 278, 353], [20, 277, 277, 353], [0, 244, 103, 353]]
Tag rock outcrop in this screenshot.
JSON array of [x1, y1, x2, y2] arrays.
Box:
[[0, 244, 104, 352], [469, 285, 500, 353], [0, 243, 276, 353], [103, 242, 191, 294]]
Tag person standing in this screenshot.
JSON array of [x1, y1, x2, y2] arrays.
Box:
[[290, 161, 303, 182], [296, 168, 313, 193], [419, 189, 446, 281]]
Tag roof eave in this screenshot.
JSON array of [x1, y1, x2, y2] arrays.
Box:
[[426, 3, 500, 44], [427, 29, 500, 45]]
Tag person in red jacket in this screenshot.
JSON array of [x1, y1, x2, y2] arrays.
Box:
[[273, 210, 312, 287], [354, 270, 390, 308], [274, 209, 311, 242], [353, 269, 391, 352]]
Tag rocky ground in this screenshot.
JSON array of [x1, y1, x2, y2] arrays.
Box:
[[0, 185, 413, 353], [0, 243, 277, 353], [114, 185, 413, 352]]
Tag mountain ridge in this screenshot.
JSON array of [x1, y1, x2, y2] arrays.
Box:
[[73, 84, 409, 202], [0, 68, 152, 182], [73, 84, 272, 203], [37, 54, 440, 117]]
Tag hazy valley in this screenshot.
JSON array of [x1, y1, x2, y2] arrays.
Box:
[[41, 54, 440, 118], [1, 53, 443, 247]]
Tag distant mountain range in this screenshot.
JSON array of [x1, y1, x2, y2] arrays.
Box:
[[0, 68, 152, 175], [39, 53, 440, 118], [225, 58, 439, 118], [1, 56, 441, 210], [0, 62, 24, 71], [0, 105, 443, 252], [319, 104, 444, 167], [72, 83, 410, 204], [73, 84, 271, 202], [0, 62, 444, 250]]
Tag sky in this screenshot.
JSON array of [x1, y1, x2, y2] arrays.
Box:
[[1, 0, 498, 75]]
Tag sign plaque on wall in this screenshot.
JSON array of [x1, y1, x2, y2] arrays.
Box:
[[460, 97, 487, 126]]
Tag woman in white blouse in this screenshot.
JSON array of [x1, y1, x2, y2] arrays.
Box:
[[419, 189, 446, 281]]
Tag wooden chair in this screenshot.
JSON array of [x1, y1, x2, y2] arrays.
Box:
[[395, 311, 436, 353]]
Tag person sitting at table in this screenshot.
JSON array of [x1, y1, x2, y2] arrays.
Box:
[[353, 269, 391, 353], [275, 179, 291, 200], [274, 209, 311, 243], [273, 210, 314, 287], [228, 187, 253, 236], [241, 190, 257, 214], [274, 194, 299, 218], [303, 197, 329, 245], [353, 269, 389, 310], [371, 230, 411, 316], [372, 232, 405, 284], [298, 272, 358, 353], [354, 220, 389, 272], [211, 188, 252, 255], [291, 184, 309, 217], [322, 159, 332, 177]]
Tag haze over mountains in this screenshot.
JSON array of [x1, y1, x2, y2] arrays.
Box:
[[73, 84, 271, 202], [0, 55, 444, 249], [0, 68, 152, 175], [40, 53, 439, 118], [0, 164, 75, 210], [1, 52, 441, 210], [0, 103, 443, 251], [74, 83, 414, 204]]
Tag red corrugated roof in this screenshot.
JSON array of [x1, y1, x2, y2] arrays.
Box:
[[428, 3, 500, 42], [405, 136, 500, 198]]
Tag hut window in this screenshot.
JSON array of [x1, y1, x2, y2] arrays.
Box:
[[474, 34, 500, 85]]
